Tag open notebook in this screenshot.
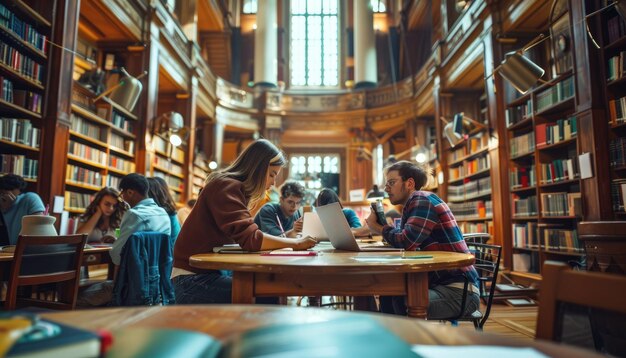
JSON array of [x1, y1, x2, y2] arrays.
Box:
[[316, 202, 403, 252]]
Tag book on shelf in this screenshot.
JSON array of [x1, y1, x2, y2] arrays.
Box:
[[609, 96, 626, 125], [0, 154, 37, 179], [607, 51, 626, 81], [4, 312, 101, 358], [0, 117, 40, 147], [511, 194, 538, 217], [540, 192, 581, 217], [105, 316, 415, 358]]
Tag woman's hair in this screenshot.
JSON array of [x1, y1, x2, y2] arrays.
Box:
[[315, 188, 343, 208], [81, 187, 127, 229], [206, 139, 285, 209], [148, 177, 178, 215]]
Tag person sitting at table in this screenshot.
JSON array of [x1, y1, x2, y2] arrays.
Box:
[[78, 174, 171, 307], [148, 177, 181, 244], [254, 181, 306, 238], [365, 160, 479, 319], [0, 174, 45, 245], [172, 139, 317, 304], [176, 198, 196, 224], [76, 187, 128, 244], [315, 188, 362, 228]]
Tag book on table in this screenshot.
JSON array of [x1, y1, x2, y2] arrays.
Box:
[[3, 312, 101, 358], [107, 316, 417, 357]]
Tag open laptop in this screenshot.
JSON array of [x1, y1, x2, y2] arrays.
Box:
[[316, 202, 403, 252], [301, 212, 329, 241]]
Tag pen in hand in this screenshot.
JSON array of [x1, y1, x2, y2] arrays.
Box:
[[276, 214, 287, 237]]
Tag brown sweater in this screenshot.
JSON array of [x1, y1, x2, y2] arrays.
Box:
[[174, 176, 264, 272]]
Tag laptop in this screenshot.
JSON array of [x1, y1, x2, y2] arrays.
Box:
[[316, 202, 403, 252], [301, 212, 329, 241]]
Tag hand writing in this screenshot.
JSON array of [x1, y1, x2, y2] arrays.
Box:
[[292, 236, 317, 250]]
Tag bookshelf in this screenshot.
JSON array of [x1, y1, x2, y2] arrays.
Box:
[[65, 83, 137, 213], [504, 18, 584, 275], [600, 3, 626, 218], [445, 93, 493, 235], [0, 1, 49, 189], [192, 155, 209, 198], [150, 134, 185, 204]]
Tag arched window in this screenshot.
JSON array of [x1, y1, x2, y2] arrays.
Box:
[[289, 0, 339, 87], [242, 0, 257, 14], [289, 154, 340, 201], [371, 0, 386, 13]]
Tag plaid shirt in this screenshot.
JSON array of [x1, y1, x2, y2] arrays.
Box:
[[382, 190, 478, 287]]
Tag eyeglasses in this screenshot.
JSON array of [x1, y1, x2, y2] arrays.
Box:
[[384, 179, 403, 188], [285, 199, 302, 207]]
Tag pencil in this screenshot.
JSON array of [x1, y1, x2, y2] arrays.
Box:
[[275, 214, 286, 237]]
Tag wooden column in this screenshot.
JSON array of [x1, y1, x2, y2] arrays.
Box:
[[177, 75, 198, 203], [39, 0, 79, 218]]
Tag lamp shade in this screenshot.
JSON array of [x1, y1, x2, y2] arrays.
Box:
[[499, 52, 545, 94], [110, 68, 143, 112]]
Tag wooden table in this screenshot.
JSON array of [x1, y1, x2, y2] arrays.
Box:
[[42, 305, 598, 357], [189, 250, 474, 319]]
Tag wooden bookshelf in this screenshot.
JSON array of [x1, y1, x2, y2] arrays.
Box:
[[0, 1, 49, 188], [150, 134, 186, 204]]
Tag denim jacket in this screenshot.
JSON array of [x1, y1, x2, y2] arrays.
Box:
[[111, 231, 175, 306]]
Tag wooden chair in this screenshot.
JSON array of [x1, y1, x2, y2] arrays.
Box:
[[578, 221, 626, 274], [5, 234, 87, 310], [536, 261, 626, 356]]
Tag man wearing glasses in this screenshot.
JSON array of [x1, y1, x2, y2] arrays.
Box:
[[366, 160, 480, 319], [254, 181, 306, 238]]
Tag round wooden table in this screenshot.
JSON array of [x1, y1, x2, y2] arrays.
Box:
[[42, 305, 597, 357], [189, 250, 474, 318]]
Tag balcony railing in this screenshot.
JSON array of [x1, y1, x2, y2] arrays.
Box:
[[265, 90, 365, 112]]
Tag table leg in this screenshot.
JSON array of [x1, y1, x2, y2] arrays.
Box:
[[232, 271, 254, 304], [406, 272, 428, 319]]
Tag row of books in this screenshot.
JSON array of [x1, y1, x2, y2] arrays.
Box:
[[510, 131, 535, 158], [535, 117, 577, 147], [0, 3, 48, 54], [64, 191, 93, 211], [0, 154, 37, 178], [0, 40, 44, 83], [605, 13, 626, 45], [0, 117, 40, 147], [112, 110, 133, 132], [540, 227, 583, 253], [66, 164, 101, 187], [154, 155, 183, 175], [535, 76, 574, 113], [153, 171, 183, 191], [69, 140, 106, 163], [459, 220, 493, 235], [539, 158, 579, 184], [511, 194, 538, 217], [510, 164, 536, 189], [447, 155, 490, 181], [513, 222, 538, 249], [70, 113, 104, 140], [447, 135, 488, 163], [607, 51, 626, 82], [540, 192, 582, 217], [106, 174, 122, 189], [448, 200, 492, 220], [505, 99, 532, 128], [109, 154, 135, 173], [608, 96, 626, 125], [610, 179, 626, 212], [110, 132, 135, 154], [71, 87, 96, 112], [447, 177, 491, 202], [0, 76, 42, 113]]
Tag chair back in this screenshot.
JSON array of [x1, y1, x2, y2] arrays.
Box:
[[5, 234, 87, 310], [577, 221, 626, 274], [536, 261, 626, 355], [466, 241, 501, 329], [111, 231, 175, 306]]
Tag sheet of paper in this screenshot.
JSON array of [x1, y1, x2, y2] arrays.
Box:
[[412, 345, 549, 358], [578, 152, 593, 179]]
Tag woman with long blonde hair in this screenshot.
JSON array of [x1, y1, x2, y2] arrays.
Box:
[[173, 139, 316, 304]]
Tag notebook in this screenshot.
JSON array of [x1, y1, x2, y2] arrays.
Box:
[[301, 212, 329, 241], [316, 203, 403, 252]]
